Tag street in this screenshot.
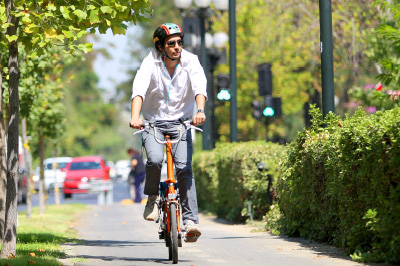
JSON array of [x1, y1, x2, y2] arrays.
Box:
[[17, 179, 132, 212], [19, 181, 381, 266]]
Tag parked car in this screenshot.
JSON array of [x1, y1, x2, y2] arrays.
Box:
[[32, 157, 72, 192], [106, 161, 117, 179], [63, 156, 111, 199], [115, 159, 131, 181]]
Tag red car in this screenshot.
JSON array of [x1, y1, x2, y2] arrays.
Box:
[[63, 156, 111, 199]]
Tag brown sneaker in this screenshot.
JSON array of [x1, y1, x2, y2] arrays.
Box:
[[184, 220, 201, 242], [143, 196, 158, 221]]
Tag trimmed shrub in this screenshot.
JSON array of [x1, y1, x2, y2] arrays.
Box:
[[278, 106, 400, 263], [193, 141, 285, 222]]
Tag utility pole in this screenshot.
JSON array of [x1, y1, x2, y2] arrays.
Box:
[[229, 0, 237, 142], [319, 0, 335, 117], [199, 14, 212, 150]]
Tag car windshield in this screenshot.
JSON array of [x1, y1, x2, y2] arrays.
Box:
[[45, 162, 69, 170], [70, 161, 101, 170]]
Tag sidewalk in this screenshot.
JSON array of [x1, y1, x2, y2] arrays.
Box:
[[58, 200, 384, 266]]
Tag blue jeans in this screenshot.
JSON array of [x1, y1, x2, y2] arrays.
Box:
[[142, 120, 199, 224], [134, 173, 145, 203]]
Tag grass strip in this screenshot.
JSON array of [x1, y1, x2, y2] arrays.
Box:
[[0, 203, 88, 266]]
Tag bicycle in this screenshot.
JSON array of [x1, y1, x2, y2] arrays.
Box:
[[133, 119, 202, 264]]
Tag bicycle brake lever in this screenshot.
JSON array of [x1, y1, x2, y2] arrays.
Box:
[[191, 125, 203, 132], [133, 129, 145, 136]]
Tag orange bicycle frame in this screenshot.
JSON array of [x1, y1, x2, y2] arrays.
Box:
[[164, 135, 181, 234]]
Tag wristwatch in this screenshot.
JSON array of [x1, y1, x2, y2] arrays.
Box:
[[197, 109, 204, 113]]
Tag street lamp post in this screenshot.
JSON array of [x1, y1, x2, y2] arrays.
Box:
[[174, 0, 228, 150], [205, 33, 228, 148], [319, 0, 335, 117], [229, 0, 237, 142]]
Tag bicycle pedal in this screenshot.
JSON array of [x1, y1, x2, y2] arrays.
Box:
[[178, 234, 182, 247], [184, 234, 200, 243]]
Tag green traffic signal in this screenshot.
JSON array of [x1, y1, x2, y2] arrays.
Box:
[[263, 106, 274, 117], [217, 89, 231, 101]]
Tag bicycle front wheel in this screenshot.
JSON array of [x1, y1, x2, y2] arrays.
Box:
[[169, 203, 179, 264]]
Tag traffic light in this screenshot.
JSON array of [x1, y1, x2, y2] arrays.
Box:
[[263, 96, 282, 118], [263, 96, 274, 117], [251, 99, 262, 121], [258, 63, 273, 96], [216, 73, 231, 101]]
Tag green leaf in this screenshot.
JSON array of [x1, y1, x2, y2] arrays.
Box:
[[60, 6, 71, 19], [22, 15, 32, 23], [89, 9, 100, 24], [101, 6, 113, 14], [29, 51, 37, 58], [102, 0, 115, 5], [6, 35, 18, 42], [32, 37, 40, 44], [136, 15, 151, 23], [111, 24, 127, 35], [1, 23, 13, 29], [44, 12, 54, 18], [77, 30, 87, 38], [78, 43, 93, 53], [62, 30, 74, 38], [15, 11, 26, 17], [73, 9, 87, 21], [47, 3, 57, 11]]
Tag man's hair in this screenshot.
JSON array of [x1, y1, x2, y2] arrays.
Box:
[[128, 148, 140, 155]]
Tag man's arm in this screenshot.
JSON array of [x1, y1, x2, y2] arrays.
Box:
[[130, 96, 143, 129], [192, 94, 206, 126], [131, 159, 138, 168]]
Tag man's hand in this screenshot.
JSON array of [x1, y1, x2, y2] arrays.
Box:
[[129, 117, 143, 129], [192, 112, 206, 126]]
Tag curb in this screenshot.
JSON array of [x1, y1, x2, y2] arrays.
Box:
[[57, 242, 76, 266]]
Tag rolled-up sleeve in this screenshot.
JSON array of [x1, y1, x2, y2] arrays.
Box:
[[189, 55, 208, 100], [131, 55, 154, 102]]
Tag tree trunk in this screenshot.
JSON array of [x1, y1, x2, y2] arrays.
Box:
[[1, 0, 19, 258], [38, 130, 46, 214], [21, 119, 31, 218], [0, 54, 6, 242]]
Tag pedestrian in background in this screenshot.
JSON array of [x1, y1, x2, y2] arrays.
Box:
[[127, 148, 145, 203]]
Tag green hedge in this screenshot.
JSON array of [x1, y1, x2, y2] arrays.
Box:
[[278, 106, 400, 263], [193, 141, 285, 222]]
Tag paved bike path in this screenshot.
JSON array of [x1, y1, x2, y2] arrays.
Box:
[[60, 201, 385, 266]]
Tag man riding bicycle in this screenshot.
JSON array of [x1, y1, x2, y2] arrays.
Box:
[[129, 23, 207, 241]]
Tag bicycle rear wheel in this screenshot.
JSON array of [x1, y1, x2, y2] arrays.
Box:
[[169, 203, 179, 264]]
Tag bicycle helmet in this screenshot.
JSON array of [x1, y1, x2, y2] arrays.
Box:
[[153, 23, 184, 60]]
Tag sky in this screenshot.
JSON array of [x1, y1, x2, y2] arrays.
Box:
[[90, 26, 142, 99]]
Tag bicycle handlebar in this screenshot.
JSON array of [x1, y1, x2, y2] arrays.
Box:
[[132, 120, 203, 145]]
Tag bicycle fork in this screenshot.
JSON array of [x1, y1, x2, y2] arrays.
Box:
[[160, 136, 183, 247]]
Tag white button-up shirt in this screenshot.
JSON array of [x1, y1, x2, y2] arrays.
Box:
[[131, 49, 207, 121]]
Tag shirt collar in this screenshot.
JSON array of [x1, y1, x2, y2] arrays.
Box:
[[152, 49, 190, 66]]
